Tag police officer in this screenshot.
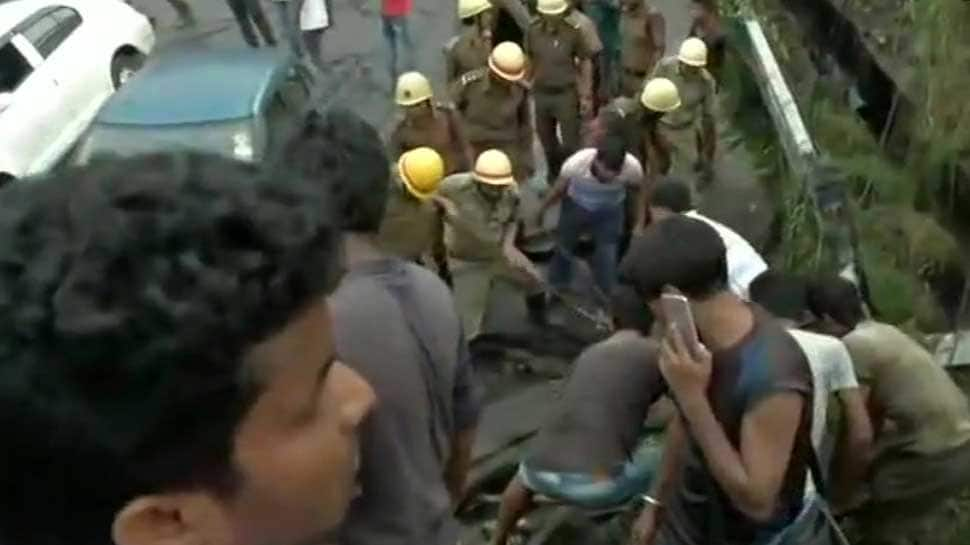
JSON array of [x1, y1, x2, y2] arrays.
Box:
[[445, 0, 533, 84], [525, 0, 598, 182], [389, 72, 475, 175], [650, 37, 717, 186], [434, 149, 547, 342], [588, 77, 680, 244], [451, 42, 535, 183], [619, 0, 665, 97], [378, 147, 450, 277]]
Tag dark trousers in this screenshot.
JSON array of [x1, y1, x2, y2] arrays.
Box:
[[225, 0, 277, 47], [535, 87, 581, 181], [548, 196, 624, 296]]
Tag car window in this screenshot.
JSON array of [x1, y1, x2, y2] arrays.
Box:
[[0, 41, 33, 93], [42, 8, 82, 56], [25, 8, 82, 57]]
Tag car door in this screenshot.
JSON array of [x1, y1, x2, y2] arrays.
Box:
[[22, 7, 93, 170], [0, 32, 58, 177]]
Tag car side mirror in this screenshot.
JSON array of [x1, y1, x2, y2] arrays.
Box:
[[0, 92, 12, 113]]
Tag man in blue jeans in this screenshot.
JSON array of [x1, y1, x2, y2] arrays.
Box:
[[532, 134, 644, 298], [490, 284, 666, 545]]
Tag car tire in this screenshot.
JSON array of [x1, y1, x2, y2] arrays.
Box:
[[111, 51, 145, 89]]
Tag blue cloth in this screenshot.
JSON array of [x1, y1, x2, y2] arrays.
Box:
[[518, 443, 661, 509], [566, 175, 628, 211], [549, 195, 624, 295]]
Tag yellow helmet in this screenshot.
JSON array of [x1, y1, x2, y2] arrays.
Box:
[[536, 0, 568, 15], [473, 149, 515, 186], [640, 77, 681, 112], [458, 0, 492, 19], [678, 37, 708, 67], [398, 147, 445, 200], [488, 42, 527, 82], [395, 71, 433, 106]]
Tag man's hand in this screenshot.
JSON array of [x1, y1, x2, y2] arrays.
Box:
[[433, 195, 459, 219], [505, 246, 542, 283], [659, 325, 712, 402], [630, 505, 660, 545]]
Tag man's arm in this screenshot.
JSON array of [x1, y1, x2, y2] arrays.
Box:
[[679, 391, 804, 522], [830, 388, 873, 509], [700, 75, 717, 162], [445, 334, 481, 507], [445, 105, 476, 169], [631, 415, 686, 545], [537, 175, 570, 215]]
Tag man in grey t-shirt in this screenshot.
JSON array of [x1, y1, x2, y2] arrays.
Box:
[[491, 285, 666, 545], [284, 109, 481, 545]]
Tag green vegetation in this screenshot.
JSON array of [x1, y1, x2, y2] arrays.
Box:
[[723, 0, 969, 330]]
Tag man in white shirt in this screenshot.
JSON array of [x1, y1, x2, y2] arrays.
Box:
[[749, 270, 873, 505], [648, 177, 767, 300]]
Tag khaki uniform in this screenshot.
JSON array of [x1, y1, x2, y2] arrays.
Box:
[[438, 173, 538, 340], [451, 68, 535, 182], [376, 168, 444, 262], [388, 102, 471, 175], [619, 3, 664, 97], [650, 56, 717, 180], [444, 27, 491, 85], [525, 12, 596, 180]]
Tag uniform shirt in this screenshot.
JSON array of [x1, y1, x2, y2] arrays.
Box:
[[451, 68, 532, 144], [438, 173, 520, 261], [569, 9, 604, 56], [389, 103, 469, 175], [527, 331, 665, 473], [684, 210, 767, 301], [377, 169, 442, 260], [524, 13, 596, 90], [660, 311, 813, 545], [620, 4, 664, 72], [651, 56, 716, 129], [843, 321, 970, 456], [334, 259, 480, 545], [445, 27, 490, 84], [559, 147, 642, 211]]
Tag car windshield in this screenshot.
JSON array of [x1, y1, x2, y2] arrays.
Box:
[[70, 119, 258, 165]]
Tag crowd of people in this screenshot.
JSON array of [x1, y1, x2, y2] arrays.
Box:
[[3, 2, 970, 545]]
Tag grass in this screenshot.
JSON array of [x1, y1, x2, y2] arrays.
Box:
[[727, 0, 969, 329]]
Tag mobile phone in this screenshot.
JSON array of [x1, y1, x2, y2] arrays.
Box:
[[660, 293, 700, 353]]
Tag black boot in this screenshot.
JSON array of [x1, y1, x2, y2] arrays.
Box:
[[525, 293, 548, 326]]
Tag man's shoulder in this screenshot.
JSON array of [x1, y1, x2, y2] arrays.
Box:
[[577, 332, 659, 372], [561, 147, 597, 174], [440, 172, 475, 195]]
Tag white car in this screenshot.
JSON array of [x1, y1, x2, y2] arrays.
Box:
[[0, 0, 154, 184]]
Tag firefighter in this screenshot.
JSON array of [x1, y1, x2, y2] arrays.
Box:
[[451, 42, 536, 183], [388, 72, 475, 175], [377, 147, 448, 269], [525, 0, 598, 182], [434, 149, 547, 342], [650, 37, 717, 187], [619, 0, 665, 97], [445, 0, 533, 84]]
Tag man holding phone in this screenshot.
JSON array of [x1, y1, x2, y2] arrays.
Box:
[[619, 215, 813, 545]]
